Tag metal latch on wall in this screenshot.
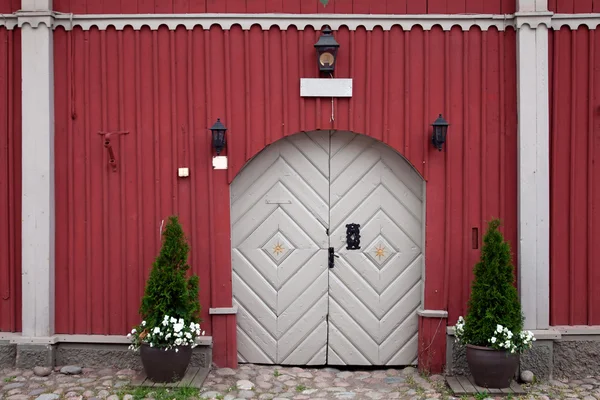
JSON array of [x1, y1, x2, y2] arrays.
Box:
[[98, 131, 129, 172]]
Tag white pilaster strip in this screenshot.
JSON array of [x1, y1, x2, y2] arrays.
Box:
[[20, 0, 55, 337], [516, 1, 550, 331]]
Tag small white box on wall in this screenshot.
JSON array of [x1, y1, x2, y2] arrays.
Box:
[[300, 78, 353, 98], [213, 156, 228, 170], [178, 168, 189, 177]]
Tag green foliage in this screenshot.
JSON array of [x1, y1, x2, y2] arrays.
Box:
[[138, 216, 201, 330], [320, 0, 329, 5], [460, 219, 524, 347]]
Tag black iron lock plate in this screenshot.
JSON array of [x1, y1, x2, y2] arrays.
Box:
[[346, 223, 361, 250], [328, 247, 339, 268]]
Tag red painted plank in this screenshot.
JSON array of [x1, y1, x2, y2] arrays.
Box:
[[447, 0, 466, 13], [428, 0, 447, 14], [189, 0, 206, 12], [574, 0, 593, 12], [206, 0, 227, 12], [549, 0, 558, 11], [386, 0, 406, 13], [557, 0, 574, 13], [407, 0, 427, 13], [595, 0, 600, 12], [465, 0, 484, 13]]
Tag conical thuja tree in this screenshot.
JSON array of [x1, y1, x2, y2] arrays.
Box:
[[462, 219, 524, 347], [139, 216, 200, 329]]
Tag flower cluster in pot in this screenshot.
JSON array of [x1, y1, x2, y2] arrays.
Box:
[[454, 317, 535, 354], [128, 316, 205, 352], [453, 219, 536, 354]]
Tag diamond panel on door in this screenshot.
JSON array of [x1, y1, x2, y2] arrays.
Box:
[[231, 131, 330, 365], [327, 131, 424, 366]]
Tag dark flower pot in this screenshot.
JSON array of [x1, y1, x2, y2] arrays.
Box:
[[466, 344, 519, 388], [140, 343, 192, 383]]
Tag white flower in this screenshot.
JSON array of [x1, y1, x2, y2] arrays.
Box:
[[175, 338, 183, 346], [185, 332, 192, 339], [127, 333, 131, 338], [150, 343, 153, 347], [179, 318, 184, 324], [504, 340, 511, 348], [175, 348, 179, 352], [490, 337, 497, 343], [496, 325, 503, 333], [507, 331, 513, 339], [170, 317, 177, 323], [142, 320, 146, 326], [153, 327, 161, 334], [131, 329, 136, 334], [162, 320, 168, 326], [174, 323, 184, 333]]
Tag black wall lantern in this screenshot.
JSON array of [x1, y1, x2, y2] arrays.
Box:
[[210, 118, 227, 155], [314, 25, 339, 74], [431, 114, 449, 151]]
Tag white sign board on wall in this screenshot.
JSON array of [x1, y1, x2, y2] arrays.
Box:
[[300, 78, 353, 98]]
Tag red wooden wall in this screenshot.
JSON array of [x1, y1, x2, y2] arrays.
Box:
[[53, 24, 517, 368], [0, 0, 18, 13], [548, 0, 600, 12], [52, 0, 516, 15], [549, 27, 600, 326], [0, 27, 21, 333]]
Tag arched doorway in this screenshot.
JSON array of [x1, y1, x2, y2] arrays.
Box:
[[230, 131, 425, 366]]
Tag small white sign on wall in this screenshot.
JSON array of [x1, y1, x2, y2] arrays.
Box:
[[300, 78, 353, 98], [212, 156, 228, 170]]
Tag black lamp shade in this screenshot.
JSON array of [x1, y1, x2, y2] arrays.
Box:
[[431, 114, 449, 151], [314, 26, 340, 73], [210, 118, 227, 155]]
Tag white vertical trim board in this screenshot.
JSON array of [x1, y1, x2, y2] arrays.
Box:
[[515, 6, 550, 330], [20, 1, 56, 337]]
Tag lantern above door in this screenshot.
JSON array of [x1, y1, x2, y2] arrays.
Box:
[[314, 25, 339, 74]]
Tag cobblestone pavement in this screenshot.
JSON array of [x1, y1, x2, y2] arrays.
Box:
[[1, 363, 600, 400]]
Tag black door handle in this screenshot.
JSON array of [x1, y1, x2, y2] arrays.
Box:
[[328, 247, 339, 268]]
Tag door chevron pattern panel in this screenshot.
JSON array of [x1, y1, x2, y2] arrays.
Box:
[[231, 131, 330, 365], [231, 130, 424, 366], [328, 131, 424, 366]]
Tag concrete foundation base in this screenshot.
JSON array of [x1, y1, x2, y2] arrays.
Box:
[[446, 333, 600, 380], [0, 341, 212, 370], [0, 341, 16, 368], [16, 344, 55, 369]]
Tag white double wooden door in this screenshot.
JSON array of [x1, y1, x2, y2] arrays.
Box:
[[231, 131, 424, 366]]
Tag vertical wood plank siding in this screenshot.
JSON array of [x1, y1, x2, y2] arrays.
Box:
[[549, 27, 600, 326], [0, 0, 19, 13], [0, 27, 21, 333], [52, 0, 516, 15], [53, 25, 517, 368], [549, 0, 600, 13]]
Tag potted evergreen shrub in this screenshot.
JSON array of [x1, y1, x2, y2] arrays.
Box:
[[454, 219, 535, 388], [127, 216, 205, 383]]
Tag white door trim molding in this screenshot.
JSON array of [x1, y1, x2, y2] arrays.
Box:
[[516, 0, 550, 331]]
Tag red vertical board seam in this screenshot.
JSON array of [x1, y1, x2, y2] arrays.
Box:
[[6, 29, 14, 328], [101, 30, 110, 333], [299, 31, 306, 132], [588, 31, 595, 324], [499, 32, 506, 244], [443, 32, 451, 313], [225, 30, 233, 183], [170, 31, 178, 215], [118, 31, 127, 331], [423, 31, 429, 181], [462, 32, 470, 312], [205, 29, 217, 308], [135, 30, 145, 324], [264, 31, 271, 145], [349, 30, 354, 133], [152, 31, 161, 251], [84, 30, 93, 333], [383, 30, 390, 144], [569, 32, 576, 325], [365, 30, 371, 136], [550, 32, 559, 326], [481, 31, 487, 225], [404, 31, 410, 160], [187, 30, 200, 330], [244, 30, 251, 160], [282, 30, 289, 137], [67, 30, 75, 332]]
